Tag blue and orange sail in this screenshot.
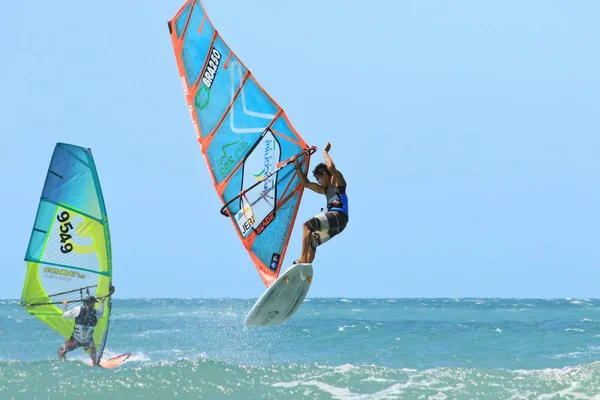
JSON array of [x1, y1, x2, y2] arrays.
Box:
[[168, 0, 314, 287]]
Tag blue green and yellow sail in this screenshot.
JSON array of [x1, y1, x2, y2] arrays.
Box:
[[20, 143, 113, 365]]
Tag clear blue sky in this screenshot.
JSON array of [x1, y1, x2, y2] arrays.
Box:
[[2, 1, 599, 299]]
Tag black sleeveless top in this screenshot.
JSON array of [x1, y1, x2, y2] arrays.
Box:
[[75, 306, 98, 327]]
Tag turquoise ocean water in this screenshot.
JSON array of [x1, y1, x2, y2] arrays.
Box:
[[1, 298, 600, 399]]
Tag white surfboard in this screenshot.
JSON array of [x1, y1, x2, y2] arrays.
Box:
[[244, 263, 313, 327]]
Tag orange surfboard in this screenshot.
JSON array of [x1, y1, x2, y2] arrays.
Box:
[[87, 353, 131, 369]]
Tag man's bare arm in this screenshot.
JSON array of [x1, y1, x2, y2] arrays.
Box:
[[294, 158, 324, 194], [323, 142, 346, 186]]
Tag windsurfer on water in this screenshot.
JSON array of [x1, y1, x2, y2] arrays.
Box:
[[292, 142, 349, 264], [58, 285, 115, 366]]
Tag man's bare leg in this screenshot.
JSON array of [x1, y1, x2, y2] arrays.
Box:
[[299, 223, 312, 263], [306, 242, 316, 264], [88, 345, 97, 367]]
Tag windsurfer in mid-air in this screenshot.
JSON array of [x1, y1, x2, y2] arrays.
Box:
[[292, 142, 349, 264], [58, 285, 115, 366]]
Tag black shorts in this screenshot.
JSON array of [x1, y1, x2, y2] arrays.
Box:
[[305, 211, 348, 249]]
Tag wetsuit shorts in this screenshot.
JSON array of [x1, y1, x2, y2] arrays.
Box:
[[59, 336, 94, 353], [305, 210, 348, 250]]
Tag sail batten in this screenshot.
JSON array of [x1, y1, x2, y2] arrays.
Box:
[[22, 259, 109, 277]]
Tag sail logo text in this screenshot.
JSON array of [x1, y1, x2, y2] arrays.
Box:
[[43, 267, 85, 279], [255, 210, 275, 235], [269, 253, 280, 271], [202, 48, 221, 89], [236, 204, 255, 237], [56, 211, 74, 254], [259, 139, 276, 195], [219, 139, 250, 177]]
